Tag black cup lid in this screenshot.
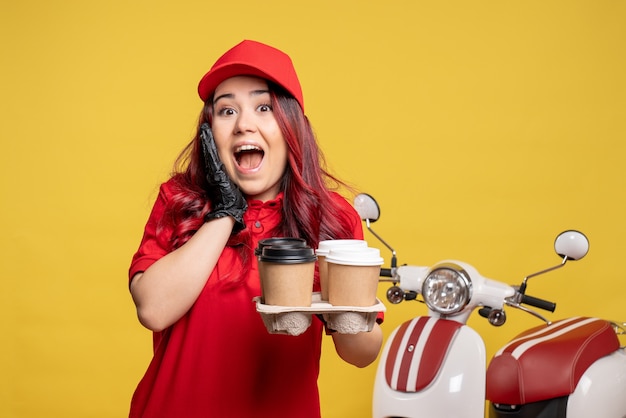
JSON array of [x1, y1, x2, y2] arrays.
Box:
[[254, 237, 307, 256], [259, 246, 317, 264]]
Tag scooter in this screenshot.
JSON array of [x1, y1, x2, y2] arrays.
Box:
[[352, 193, 626, 418]]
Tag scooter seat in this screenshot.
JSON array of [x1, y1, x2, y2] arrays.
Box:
[[486, 317, 619, 405]]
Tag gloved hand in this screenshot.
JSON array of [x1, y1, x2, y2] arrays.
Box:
[[200, 123, 247, 233]]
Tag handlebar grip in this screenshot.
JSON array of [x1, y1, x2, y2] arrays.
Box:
[[521, 294, 557, 312], [380, 268, 393, 277]]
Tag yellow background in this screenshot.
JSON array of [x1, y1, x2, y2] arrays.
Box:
[[2, 1, 625, 417]]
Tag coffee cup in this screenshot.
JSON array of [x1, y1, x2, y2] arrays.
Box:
[[258, 245, 317, 307], [316, 239, 368, 301], [326, 247, 383, 307], [255, 237, 307, 298]]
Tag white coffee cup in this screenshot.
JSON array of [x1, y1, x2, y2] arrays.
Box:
[[326, 247, 383, 307], [316, 239, 368, 301]]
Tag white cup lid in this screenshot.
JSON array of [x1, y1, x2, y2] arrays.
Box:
[[315, 239, 368, 256], [325, 247, 384, 266]]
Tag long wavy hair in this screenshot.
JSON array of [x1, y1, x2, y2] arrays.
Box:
[[157, 82, 357, 259]]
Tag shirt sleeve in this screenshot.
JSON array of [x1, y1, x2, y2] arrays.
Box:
[[128, 183, 173, 282]]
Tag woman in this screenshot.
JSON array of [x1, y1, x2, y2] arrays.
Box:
[[128, 39, 383, 418]]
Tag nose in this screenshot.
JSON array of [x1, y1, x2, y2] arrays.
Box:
[[234, 109, 256, 134]]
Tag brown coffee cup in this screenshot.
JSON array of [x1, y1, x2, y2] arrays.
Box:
[[258, 246, 317, 307]]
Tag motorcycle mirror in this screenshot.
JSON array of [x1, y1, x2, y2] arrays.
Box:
[[520, 230, 590, 295], [554, 230, 589, 261], [354, 193, 380, 222]]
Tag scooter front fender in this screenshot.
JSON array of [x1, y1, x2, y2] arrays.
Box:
[[373, 317, 486, 418]]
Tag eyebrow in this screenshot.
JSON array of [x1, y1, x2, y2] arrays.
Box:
[[213, 89, 270, 106]]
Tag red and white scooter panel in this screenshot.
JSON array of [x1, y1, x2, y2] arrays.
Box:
[[486, 317, 620, 405], [384, 317, 463, 392]]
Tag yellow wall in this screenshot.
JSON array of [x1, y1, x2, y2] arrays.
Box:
[[2, 1, 625, 417]]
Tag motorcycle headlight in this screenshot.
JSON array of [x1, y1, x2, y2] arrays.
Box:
[[422, 263, 472, 314]]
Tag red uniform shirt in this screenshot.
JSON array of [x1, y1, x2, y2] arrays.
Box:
[[128, 179, 364, 418]]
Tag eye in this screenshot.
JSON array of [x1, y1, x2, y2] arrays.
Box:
[[216, 107, 236, 117], [257, 103, 272, 112]]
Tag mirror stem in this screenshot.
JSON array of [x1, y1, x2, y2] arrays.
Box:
[[365, 219, 397, 268], [519, 256, 569, 294]]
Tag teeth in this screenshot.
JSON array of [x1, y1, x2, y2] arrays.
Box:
[[235, 144, 261, 152]]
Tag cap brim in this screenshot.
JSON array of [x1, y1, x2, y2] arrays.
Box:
[[198, 63, 277, 102]]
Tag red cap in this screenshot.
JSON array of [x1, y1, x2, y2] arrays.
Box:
[[198, 40, 304, 111]]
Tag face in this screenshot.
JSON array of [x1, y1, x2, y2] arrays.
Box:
[[211, 76, 289, 202]]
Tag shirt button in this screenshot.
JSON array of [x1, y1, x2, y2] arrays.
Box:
[[253, 221, 263, 233]]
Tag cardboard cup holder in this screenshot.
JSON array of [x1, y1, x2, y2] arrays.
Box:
[[254, 292, 385, 336]]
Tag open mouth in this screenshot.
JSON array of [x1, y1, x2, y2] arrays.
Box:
[[234, 144, 265, 170]]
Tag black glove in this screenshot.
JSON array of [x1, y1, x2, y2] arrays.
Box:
[[200, 123, 247, 233]]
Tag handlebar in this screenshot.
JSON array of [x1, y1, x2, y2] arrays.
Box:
[[378, 265, 557, 319], [520, 294, 557, 312]]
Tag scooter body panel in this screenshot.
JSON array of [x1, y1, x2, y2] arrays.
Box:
[[566, 348, 626, 418], [373, 317, 486, 418], [489, 349, 626, 418]]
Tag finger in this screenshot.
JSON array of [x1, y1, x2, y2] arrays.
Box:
[[200, 123, 221, 163], [201, 125, 234, 189], [200, 123, 218, 165], [200, 123, 211, 167]]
